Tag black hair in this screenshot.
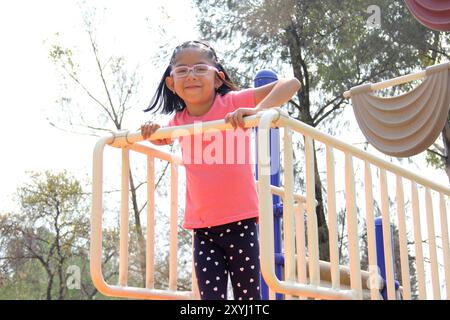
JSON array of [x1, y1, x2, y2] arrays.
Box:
[[144, 40, 239, 114]]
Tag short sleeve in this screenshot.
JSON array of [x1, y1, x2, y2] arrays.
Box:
[[167, 114, 177, 127], [230, 88, 256, 111]]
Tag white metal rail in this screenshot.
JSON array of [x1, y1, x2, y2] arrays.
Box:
[[91, 108, 450, 300]]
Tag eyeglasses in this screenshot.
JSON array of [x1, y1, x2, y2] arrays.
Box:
[[170, 64, 218, 78]]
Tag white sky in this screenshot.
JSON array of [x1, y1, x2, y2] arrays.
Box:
[[0, 0, 198, 212]]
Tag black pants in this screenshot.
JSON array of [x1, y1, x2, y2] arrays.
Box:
[[193, 217, 261, 300]]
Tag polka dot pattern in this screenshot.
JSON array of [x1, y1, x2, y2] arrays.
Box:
[[193, 218, 261, 300]]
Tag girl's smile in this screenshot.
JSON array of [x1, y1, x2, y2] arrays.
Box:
[[184, 84, 202, 89]]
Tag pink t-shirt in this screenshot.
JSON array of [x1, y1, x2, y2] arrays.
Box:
[[168, 89, 259, 229]]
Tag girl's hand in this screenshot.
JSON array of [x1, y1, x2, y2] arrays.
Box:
[[224, 108, 258, 129], [140, 122, 172, 145]]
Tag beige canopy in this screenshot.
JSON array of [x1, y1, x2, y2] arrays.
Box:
[[350, 63, 450, 157]]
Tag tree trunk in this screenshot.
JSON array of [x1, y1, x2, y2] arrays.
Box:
[[57, 260, 66, 300], [129, 170, 147, 286], [46, 273, 54, 300], [286, 25, 330, 261], [442, 119, 450, 183], [53, 205, 67, 300], [313, 142, 330, 261]]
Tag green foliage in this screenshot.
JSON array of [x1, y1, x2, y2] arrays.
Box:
[[426, 150, 445, 171], [0, 170, 116, 299], [194, 0, 450, 263], [195, 0, 444, 126], [0, 168, 191, 299]]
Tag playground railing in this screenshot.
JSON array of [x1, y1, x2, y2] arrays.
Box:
[[91, 108, 450, 300], [260, 109, 449, 300], [90, 112, 310, 299]]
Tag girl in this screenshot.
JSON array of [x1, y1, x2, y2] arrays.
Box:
[[141, 40, 301, 300]]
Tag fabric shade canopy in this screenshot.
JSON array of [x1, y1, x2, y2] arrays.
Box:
[[350, 63, 450, 157], [405, 0, 450, 31]]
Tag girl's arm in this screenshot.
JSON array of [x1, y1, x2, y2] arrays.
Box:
[[253, 77, 301, 111], [225, 77, 301, 129], [151, 138, 173, 146]]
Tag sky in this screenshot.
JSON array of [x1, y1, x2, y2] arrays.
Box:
[[0, 0, 198, 212]]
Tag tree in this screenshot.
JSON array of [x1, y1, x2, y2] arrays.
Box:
[[195, 0, 447, 260], [49, 5, 158, 287], [426, 112, 450, 183], [402, 13, 450, 183], [0, 170, 118, 299], [48, 4, 193, 290]]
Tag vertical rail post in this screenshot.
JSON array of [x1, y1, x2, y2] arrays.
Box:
[[344, 152, 362, 299], [283, 127, 296, 299], [146, 156, 155, 289], [326, 146, 340, 289], [395, 175, 411, 299], [191, 233, 200, 299], [305, 136, 320, 286], [119, 147, 130, 286], [439, 194, 450, 299], [425, 187, 441, 299], [411, 182, 426, 299], [364, 161, 380, 300], [91, 136, 113, 292], [254, 69, 282, 300], [169, 163, 178, 291], [295, 203, 307, 289], [257, 114, 277, 300], [378, 169, 396, 300]]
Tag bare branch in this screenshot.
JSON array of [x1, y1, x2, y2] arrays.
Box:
[[432, 142, 445, 155], [313, 100, 345, 127], [138, 160, 171, 215], [288, 98, 300, 109], [312, 96, 342, 123], [57, 62, 115, 121], [87, 29, 120, 128], [427, 147, 445, 159], [428, 47, 450, 59]]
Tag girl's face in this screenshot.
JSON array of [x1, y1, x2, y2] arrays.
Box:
[[166, 48, 224, 110]]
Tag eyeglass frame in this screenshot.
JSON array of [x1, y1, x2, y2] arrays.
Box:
[[170, 63, 219, 78]]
